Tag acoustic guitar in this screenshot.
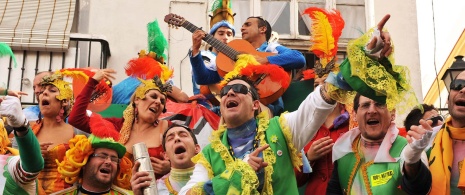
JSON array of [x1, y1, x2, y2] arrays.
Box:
[[164, 13, 288, 105]]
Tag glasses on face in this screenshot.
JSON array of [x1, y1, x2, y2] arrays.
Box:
[[450, 79, 465, 91], [91, 153, 120, 164], [220, 84, 251, 97], [427, 115, 444, 126], [358, 101, 387, 111]]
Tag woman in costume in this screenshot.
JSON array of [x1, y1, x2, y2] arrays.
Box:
[[69, 65, 172, 184], [33, 73, 79, 194], [68, 21, 176, 189]]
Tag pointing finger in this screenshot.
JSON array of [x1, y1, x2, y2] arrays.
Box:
[[250, 144, 269, 157], [377, 14, 390, 31]]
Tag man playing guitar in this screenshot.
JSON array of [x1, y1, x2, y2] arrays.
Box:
[[190, 21, 235, 111], [191, 16, 306, 116]]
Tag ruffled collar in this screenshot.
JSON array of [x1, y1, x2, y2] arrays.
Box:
[[332, 122, 399, 163]]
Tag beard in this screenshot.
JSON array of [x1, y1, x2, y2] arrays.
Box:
[[82, 164, 116, 190]]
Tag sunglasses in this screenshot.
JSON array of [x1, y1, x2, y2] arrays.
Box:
[[450, 79, 465, 91], [220, 84, 251, 97], [428, 115, 444, 126]]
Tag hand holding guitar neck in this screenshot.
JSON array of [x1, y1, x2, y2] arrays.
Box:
[[192, 30, 206, 56]]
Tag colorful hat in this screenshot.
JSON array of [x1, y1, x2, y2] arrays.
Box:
[[220, 54, 290, 105], [88, 114, 126, 158], [209, 0, 235, 35], [116, 19, 174, 145], [210, 20, 235, 36], [122, 19, 174, 98], [329, 22, 417, 112], [56, 113, 127, 184], [40, 73, 73, 101]]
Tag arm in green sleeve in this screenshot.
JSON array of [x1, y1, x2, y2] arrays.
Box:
[[15, 128, 44, 172]]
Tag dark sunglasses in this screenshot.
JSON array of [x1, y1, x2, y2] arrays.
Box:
[[450, 79, 465, 91], [428, 115, 444, 126], [220, 84, 251, 97]]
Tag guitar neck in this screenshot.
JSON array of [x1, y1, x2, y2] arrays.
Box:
[[181, 20, 239, 60]]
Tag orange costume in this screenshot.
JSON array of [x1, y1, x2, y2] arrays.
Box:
[[33, 123, 72, 195]]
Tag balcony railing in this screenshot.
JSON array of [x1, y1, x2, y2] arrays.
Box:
[[0, 33, 111, 105]]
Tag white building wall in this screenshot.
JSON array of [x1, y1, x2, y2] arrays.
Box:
[[79, 0, 208, 96], [416, 0, 465, 110]]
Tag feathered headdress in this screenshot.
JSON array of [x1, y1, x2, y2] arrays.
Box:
[[59, 68, 113, 112], [124, 19, 174, 97], [303, 7, 344, 78], [115, 19, 174, 146], [221, 54, 290, 105]]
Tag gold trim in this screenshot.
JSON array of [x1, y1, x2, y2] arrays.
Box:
[[424, 29, 465, 104]]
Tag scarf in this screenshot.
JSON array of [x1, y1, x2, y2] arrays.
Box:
[[227, 118, 257, 159], [429, 117, 465, 194]]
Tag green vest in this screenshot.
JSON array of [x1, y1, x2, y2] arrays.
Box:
[[337, 136, 407, 194], [199, 116, 299, 194]]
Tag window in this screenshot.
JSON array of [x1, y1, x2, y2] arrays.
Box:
[[228, 0, 366, 40]]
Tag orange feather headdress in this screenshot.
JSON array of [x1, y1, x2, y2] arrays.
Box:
[[303, 7, 344, 78]]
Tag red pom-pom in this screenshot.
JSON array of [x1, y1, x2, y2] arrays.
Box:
[[89, 113, 120, 141]]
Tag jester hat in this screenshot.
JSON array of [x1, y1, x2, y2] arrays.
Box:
[[209, 0, 235, 36]]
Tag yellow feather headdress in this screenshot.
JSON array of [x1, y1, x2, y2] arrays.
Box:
[[303, 7, 345, 78]]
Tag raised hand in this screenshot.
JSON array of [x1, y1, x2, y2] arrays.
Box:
[[306, 136, 334, 162], [246, 144, 269, 172], [366, 14, 393, 60], [407, 119, 433, 148], [130, 161, 152, 195], [404, 119, 433, 164], [91, 69, 116, 82], [192, 29, 206, 56], [0, 96, 26, 127], [7, 90, 28, 98]]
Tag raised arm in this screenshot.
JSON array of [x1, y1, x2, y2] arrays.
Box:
[[190, 51, 222, 85], [67, 78, 99, 132], [284, 84, 336, 150], [68, 69, 116, 132]]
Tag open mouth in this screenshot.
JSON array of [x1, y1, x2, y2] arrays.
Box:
[[149, 107, 157, 113], [366, 119, 380, 125], [41, 100, 50, 106], [456, 100, 465, 107], [174, 146, 186, 154], [226, 100, 238, 108], [99, 167, 111, 174]]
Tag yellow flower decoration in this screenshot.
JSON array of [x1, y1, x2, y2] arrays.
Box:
[[40, 73, 73, 101], [271, 135, 278, 143]]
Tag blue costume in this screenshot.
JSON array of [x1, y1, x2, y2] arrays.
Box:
[[190, 41, 305, 116]]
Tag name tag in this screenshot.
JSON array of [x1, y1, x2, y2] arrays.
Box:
[[371, 170, 393, 186]]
